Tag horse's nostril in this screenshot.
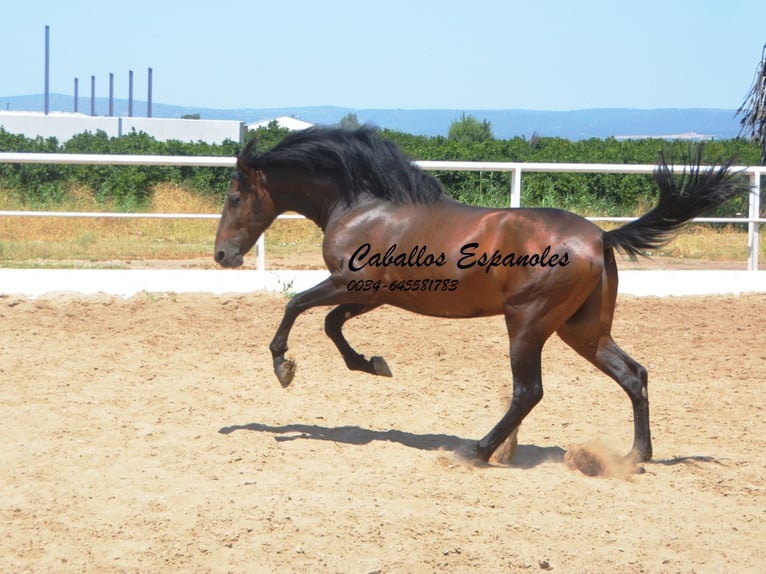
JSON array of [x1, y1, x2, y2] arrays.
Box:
[[214, 250, 226, 263]]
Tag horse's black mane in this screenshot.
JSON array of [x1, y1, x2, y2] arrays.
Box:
[[241, 126, 446, 205]]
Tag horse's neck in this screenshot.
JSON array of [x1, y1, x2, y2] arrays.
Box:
[[271, 177, 339, 231]]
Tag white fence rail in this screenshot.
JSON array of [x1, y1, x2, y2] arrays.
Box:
[[1, 152, 764, 270]]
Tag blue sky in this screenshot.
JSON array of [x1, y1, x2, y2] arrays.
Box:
[[1, 0, 765, 111]]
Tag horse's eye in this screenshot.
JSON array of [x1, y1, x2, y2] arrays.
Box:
[[228, 194, 241, 208]]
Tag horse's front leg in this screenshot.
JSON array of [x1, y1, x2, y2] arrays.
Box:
[[269, 278, 347, 387], [474, 341, 544, 462], [324, 303, 392, 377]]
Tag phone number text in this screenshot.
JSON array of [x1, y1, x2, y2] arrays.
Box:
[[346, 278, 459, 292]]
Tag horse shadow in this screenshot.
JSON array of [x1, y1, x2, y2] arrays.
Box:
[[648, 455, 726, 467], [218, 421, 566, 469]]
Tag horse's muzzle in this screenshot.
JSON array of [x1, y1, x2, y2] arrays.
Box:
[[214, 248, 244, 268]]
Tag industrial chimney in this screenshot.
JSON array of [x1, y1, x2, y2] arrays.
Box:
[[44, 25, 50, 115], [147, 67, 153, 118], [128, 70, 134, 117]]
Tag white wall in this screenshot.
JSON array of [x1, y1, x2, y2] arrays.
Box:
[[0, 112, 118, 142], [120, 117, 244, 143], [0, 112, 243, 144]]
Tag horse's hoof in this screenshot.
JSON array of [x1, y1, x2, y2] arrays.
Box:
[[491, 428, 519, 465], [275, 359, 296, 388], [470, 442, 492, 463], [372, 356, 392, 377], [626, 450, 649, 474], [627, 447, 652, 463]]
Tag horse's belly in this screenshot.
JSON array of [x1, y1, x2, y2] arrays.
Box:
[[343, 256, 598, 319]]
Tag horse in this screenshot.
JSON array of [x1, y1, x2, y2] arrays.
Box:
[[214, 126, 748, 464]]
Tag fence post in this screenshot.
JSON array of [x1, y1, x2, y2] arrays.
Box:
[[748, 171, 761, 271], [510, 166, 522, 208], [256, 235, 266, 271]]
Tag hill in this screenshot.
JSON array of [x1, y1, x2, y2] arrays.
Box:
[[1, 93, 741, 141]]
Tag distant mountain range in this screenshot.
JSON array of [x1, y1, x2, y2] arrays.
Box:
[[1, 93, 743, 141]]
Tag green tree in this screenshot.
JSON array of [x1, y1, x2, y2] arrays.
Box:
[[0, 122, 759, 214], [447, 113, 494, 143], [338, 113, 361, 130], [245, 121, 290, 152]]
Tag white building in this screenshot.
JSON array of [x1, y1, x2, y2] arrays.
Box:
[[0, 111, 244, 144], [246, 116, 314, 132]]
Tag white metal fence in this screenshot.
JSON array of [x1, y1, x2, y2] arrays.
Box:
[[0, 152, 764, 270]]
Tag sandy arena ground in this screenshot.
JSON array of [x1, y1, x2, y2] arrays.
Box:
[[1, 290, 765, 573]]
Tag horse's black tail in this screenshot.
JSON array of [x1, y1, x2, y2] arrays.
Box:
[[603, 149, 750, 258]]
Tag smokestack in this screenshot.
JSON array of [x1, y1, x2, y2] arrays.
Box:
[[74, 78, 78, 113], [90, 75, 95, 116], [147, 67, 153, 118], [44, 25, 50, 115], [109, 73, 114, 116], [128, 70, 133, 117]]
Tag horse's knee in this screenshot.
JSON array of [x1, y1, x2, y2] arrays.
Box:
[[514, 380, 544, 406], [324, 307, 350, 338], [323, 314, 336, 338]]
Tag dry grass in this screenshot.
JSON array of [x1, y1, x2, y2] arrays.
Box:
[[655, 224, 755, 260], [0, 184, 220, 267], [0, 184, 322, 268], [0, 184, 762, 269], [611, 222, 765, 263]]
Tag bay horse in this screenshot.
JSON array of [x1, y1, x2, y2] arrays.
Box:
[[214, 126, 747, 463]]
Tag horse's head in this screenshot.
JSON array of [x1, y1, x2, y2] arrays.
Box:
[[214, 153, 277, 268]]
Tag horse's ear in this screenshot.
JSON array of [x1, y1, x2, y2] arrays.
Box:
[[236, 153, 248, 173], [237, 137, 257, 171], [243, 137, 257, 158]]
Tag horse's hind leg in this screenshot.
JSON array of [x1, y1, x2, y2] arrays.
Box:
[[556, 279, 652, 462], [594, 338, 650, 462], [324, 304, 392, 377]]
